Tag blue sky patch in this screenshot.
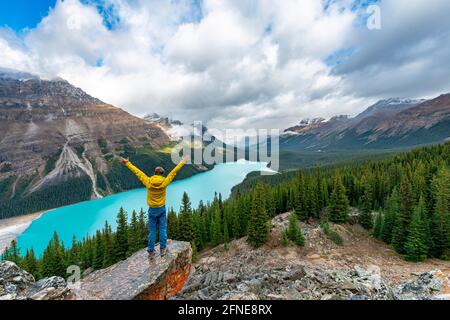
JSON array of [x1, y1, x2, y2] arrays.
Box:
[[325, 47, 357, 67], [80, 0, 120, 30], [0, 0, 56, 31]]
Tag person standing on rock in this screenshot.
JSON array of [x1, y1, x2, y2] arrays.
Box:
[[117, 155, 189, 259]]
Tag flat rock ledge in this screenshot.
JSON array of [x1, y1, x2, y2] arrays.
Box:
[[72, 241, 192, 300]]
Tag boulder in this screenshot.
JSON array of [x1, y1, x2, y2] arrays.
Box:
[[0, 261, 70, 300], [26, 276, 71, 300], [72, 241, 192, 300], [0, 261, 35, 300], [394, 270, 450, 300]]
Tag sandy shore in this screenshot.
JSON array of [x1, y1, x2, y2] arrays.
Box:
[[0, 212, 44, 255]]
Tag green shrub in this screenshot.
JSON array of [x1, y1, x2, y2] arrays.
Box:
[[320, 220, 343, 246]]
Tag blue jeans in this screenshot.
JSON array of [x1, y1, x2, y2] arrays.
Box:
[[148, 206, 167, 253]]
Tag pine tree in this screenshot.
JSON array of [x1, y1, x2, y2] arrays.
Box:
[[114, 207, 129, 260], [197, 201, 209, 244], [178, 192, 195, 243], [191, 242, 198, 263], [294, 177, 308, 221], [232, 203, 241, 239], [380, 188, 398, 244], [430, 167, 450, 258], [307, 179, 320, 218], [223, 213, 230, 246], [405, 197, 429, 261], [22, 249, 39, 279], [319, 179, 329, 210], [373, 212, 383, 239], [285, 213, 305, 246], [392, 177, 413, 254], [210, 204, 222, 246], [359, 210, 373, 230], [102, 221, 114, 268], [167, 208, 179, 240], [247, 184, 269, 247], [80, 236, 94, 270], [328, 172, 349, 223], [92, 230, 104, 269], [266, 190, 276, 218], [51, 232, 66, 278], [66, 235, 80, 267], [2, 240, 21, 265], [359, 178, 374, 230], [40, 242, 55, 278], [138, 208, 148, 247], [193, 212, 204, 250], [128, 210, 141, 255]]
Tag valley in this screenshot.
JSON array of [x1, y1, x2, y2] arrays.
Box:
[[1, 70, 449, 301]]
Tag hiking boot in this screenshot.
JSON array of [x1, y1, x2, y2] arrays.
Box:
[[160, 248, 168, 257], [148, 251, 156, 262]]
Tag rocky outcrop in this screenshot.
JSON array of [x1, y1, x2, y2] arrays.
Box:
[[394, 270, 450, 300], [177, 260, 449, 300], [1, 241, 192, 300], [0, 261, 70, 300], [72, 241, 192, 300], [176, 213, 450, 301]]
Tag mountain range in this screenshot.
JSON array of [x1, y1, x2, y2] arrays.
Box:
[[1, 68, 450, 218], [281, 96, 450, 151]]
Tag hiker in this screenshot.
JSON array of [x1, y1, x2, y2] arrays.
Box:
[[117, 155, 189, 259]]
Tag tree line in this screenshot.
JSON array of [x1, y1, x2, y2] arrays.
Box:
[[2, 142, 449, 279]]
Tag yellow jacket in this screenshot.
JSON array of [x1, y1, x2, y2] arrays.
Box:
[[125, 160, 185, 208]]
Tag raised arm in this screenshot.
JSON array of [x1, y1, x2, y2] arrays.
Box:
[[161, 156, 188, 188], [117, 157, 151, 188]]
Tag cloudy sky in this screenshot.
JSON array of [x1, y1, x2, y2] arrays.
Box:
[[1, 0, 450, 130]]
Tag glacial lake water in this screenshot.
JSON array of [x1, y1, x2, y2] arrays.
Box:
[[17, 160, 272, 256]]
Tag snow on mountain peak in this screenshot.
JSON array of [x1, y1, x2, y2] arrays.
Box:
[[0, 68, 39, 81]]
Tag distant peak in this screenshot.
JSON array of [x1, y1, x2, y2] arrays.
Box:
[[329, 115, 350, 121], [0, 67, 39, 81], [374, 98, 426, 106], [297, 118, 326, 127], [0, 68, 71, 83]]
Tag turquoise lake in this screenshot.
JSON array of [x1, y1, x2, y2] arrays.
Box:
[[17, 161, 272, 256]]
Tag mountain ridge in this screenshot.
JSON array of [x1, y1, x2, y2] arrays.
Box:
[[0, 70, 206, 219], [282, 94, 450, 151]]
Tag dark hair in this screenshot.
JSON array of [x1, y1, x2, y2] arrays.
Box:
[[154, 167, 165, 175]]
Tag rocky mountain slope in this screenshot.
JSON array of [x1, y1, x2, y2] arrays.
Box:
[[0, 70, 178, 218], [177, 213, 450, 300], [282, 96, 450, 151]]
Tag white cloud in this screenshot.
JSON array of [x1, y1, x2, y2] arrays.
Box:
[[1, 0, 449, 131]]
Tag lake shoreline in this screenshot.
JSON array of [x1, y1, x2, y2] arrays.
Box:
[[13, 161, 272, 257], [0, 212, 44, 255]]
